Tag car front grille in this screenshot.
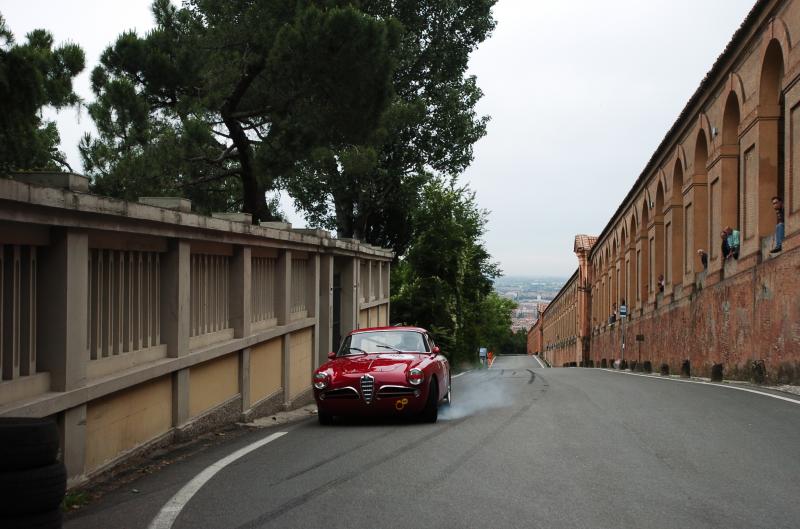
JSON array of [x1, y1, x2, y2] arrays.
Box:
[[322, 387, 359, 400], [361, 375, 375, 404], [377, 385, 417, 398]]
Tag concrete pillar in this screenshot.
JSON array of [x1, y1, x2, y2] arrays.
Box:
[[230, 246, 251, 338], [60, 404, 86, 485], [340, 257, 358, 333], [36, 228, 89, 482], [37, 228, 88, 392], [282, 333, 292, 407], [306, 254, 320, 368], [277, 250, 293, 406], [239, 347, 251, 412], [378, 262, 384, 299], [276, 250, 291, 326], [384, 261, 391, 320], [318, 254, 334, 365], [172, 369, 190, 427], [161, 240, 190, 358], [161, 239, 190, 427]]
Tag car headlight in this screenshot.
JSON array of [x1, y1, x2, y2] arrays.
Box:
[[407, 368, 424, 386], [313, 372, 329, 390]]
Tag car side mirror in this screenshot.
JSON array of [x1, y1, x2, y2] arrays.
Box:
[[432, 346, 440, 355], [327, 351, 336, 360]]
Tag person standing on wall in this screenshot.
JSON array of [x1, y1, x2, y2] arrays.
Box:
[[770, 196, 784, 254], [724, 226, 740, 260]]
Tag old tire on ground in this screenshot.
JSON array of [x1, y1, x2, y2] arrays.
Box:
[[0, 462, 67, 516], [420, 379, 439, 423], [317, 410, 333, 425], [0, 508, 63, 529], [0, 418, 59, 472]]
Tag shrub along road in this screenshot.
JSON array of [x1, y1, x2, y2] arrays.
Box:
[[66, 356, 800, 529]]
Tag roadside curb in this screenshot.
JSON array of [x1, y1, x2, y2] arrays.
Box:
[[598, 368, 800, 405]]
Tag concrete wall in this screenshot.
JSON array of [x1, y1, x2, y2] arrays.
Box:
[[0, 175, 392, 486], [591, 247, 800, 381], [289, 328, 313, 399], [249, 338, 282, 403], [189, 353, 239, 417], [85, 376, 172, 475]]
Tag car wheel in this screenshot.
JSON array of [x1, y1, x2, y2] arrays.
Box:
[[317, 410, 333, 426], [420, 379, 439, 423], [443, 376, 452, 406]]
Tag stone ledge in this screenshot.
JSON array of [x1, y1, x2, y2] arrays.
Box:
[[8, 171, 89, 192], [138, 196, 192, 212]]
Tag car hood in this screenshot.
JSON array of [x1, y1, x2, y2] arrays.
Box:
[[325, 353, 425, 379]]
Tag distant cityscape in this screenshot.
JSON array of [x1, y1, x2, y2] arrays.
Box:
[[494, 276, 568, 333]]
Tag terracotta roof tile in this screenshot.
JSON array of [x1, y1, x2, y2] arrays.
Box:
[[574, 235, 598, 252]]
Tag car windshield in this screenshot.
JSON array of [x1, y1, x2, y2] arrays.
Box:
[[338, 331, 428, 356]]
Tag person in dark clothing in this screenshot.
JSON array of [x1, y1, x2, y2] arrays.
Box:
[[770, 196, 784, 253], [723, 227, 740, 260], [697, 249, 708, 270]]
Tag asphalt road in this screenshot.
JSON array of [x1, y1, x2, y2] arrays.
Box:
[[66, 355, 800, 529]]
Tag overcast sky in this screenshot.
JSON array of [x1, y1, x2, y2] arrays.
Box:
[[3, 0, 757, 277]]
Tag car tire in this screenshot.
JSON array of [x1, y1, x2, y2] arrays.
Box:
[[0, 508, 63, 529], [420, 379, 439, 423], [443, 376, 452, 406], [317, 411, 333, 426], [0, 418, 59, 472], [0, 462, 67, 516]]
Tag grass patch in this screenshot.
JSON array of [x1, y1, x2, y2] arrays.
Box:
[[62, 490, 90, 512]]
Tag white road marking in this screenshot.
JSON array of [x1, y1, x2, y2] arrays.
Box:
[[453, 371, 469, 378], [532, 356, 546, 369], [147, 431, 288, 529], [603, 369, 800, 406]]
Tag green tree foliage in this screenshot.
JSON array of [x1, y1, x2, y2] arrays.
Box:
[[287, 0, 496, 255], [391, 178, 512, 367], [0, 15, 85, 172], [81, 0, 399, 218]]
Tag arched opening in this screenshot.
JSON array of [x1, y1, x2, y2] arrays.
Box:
[[611, 240, 618, 317], [718, 92, 740, 258], [691, 131, 709, 273], [639, 201, 650, 304], [653, 183, 665, 295], [670, 159, 684, 288], [604, 247, 610, 321], [620, 226, 628, 307], [628, 216, 638, 310], [757, 39, 785, 241]]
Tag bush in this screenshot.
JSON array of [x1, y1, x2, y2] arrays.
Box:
[[711, 363, 724, 382], [751, 359, 765, 384], [620, 360, 628, 370], [681, 359, 691, 378], [660, 363, 670, 376], [643, 361, 652, 373], [600, 358, 608, 368]]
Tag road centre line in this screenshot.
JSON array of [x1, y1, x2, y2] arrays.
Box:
[[603, 369, 800, 406], [147, 431, 288, 529]]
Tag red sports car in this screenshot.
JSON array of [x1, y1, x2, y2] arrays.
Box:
[[313, 326, 451, 424]]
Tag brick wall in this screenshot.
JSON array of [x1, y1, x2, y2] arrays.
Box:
[[590, 247, 800, 382]]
